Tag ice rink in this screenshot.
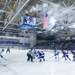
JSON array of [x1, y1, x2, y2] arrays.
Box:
[[0, 49, 75, 75]]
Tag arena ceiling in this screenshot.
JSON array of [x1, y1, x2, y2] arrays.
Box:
[[0, 0, 75, 38]]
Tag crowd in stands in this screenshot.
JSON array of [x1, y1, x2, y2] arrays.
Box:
[[34, 40, 75, 50]]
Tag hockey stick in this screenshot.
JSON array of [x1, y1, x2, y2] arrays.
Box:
[[3, 57, 8, 61], [0, 55, 7, 61], [34, 57, 39, 62], [50, 55, 54, 58]]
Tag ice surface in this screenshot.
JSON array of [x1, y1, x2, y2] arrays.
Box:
[[0, 49, 75, 75]]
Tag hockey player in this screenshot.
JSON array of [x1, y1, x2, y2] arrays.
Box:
[[71, 50, 75, 61], [33, 49, 38, 59], [37, 51, 45, 62], [6, 47, 10, 53], [54, 50, 59, 60], [61, 50, 71, 61], [27, 48, 34, 62], [0, 48, 4, 59]]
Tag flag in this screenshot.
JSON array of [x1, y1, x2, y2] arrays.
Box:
[[18, 16, 23, 26], [43, 14, 48, 29]]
